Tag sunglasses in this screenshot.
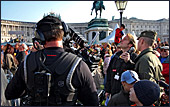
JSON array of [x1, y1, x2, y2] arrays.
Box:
[[160, 49, 168, 52]]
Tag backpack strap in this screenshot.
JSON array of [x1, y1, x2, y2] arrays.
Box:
[[49, 52, 82, 91], [66, 56, 82, 92], [24, 54, 29, 84]]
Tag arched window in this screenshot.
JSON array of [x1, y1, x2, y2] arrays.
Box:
[[92, 32, 96, 39], [99, 31, 106, 40], [86, 33, 89, 41]]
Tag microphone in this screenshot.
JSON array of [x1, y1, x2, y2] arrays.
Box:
[[119, 47, 135, 58], [127, 47, 135, 53]]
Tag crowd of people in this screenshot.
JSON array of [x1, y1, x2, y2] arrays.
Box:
[[1, 15, 169, 106]]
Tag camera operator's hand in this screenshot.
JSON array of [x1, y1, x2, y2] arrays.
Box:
[[120, 52, 130, 63], [105, 92, 110, 99]]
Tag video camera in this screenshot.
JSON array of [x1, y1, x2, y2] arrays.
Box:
[[63, 27, 101, 71], [157, 80, 169, 95], [147, 72, 169, 95], [149, 74, 169, 106]]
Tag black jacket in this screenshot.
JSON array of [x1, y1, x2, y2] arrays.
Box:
[[108, 86, 134, 106], [5, 47, 99, 106], [16, 51, 26, 66], [105, 50, 138, 96]]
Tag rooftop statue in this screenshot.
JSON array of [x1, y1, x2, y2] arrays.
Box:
[[91, 1, 105, 18]]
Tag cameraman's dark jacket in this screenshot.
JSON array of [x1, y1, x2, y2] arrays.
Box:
[[105, 50, 137, 96], [5, 47, 99, 106]]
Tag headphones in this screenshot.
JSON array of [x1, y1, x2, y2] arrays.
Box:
[[33, 19, 69, 45]]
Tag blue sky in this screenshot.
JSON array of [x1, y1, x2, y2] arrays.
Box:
[[1, 1, 169, 23]]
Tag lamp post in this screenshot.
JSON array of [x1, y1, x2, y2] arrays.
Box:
[[115, 1, 128, 25]]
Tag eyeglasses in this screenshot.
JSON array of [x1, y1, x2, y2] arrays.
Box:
[[160, 49, 169, 52]]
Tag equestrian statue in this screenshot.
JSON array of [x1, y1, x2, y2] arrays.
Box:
[[91, 1, 105, 18]]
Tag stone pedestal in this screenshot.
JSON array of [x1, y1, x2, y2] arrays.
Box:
[[88, 18, 109, 28], [84, 18, 113, 45]]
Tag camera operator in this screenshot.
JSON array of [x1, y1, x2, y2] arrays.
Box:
[[5, 15, 99, 106]]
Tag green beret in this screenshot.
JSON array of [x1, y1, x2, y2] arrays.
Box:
[[137, 30, 157, 40]]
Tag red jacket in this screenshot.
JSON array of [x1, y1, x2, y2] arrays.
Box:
[[159, 56, 169, 84], [114, 28, 123, 44], [162, 63, 169, 84]]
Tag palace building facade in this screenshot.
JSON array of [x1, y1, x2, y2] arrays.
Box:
[[109, 17, 169, 42], [1, 17, 169, 43], [1, 19, 36, 43]]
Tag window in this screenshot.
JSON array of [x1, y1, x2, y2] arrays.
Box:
[[99, 31, 106, 41], [27, 32, 29, 36], [125, 29, 128, 34], [86, 33, 89, 41], [92, 32, 96, 39], [164, 38, 166, 42]]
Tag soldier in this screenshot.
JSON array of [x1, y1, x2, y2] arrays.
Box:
[[121, 30, 165, 106]]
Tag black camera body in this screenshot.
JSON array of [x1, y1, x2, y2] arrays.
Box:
[[33, 71, 51, 103], [158, 80, 169, 95]]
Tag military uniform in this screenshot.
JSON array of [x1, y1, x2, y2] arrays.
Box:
[[133, 30, 165, 106], [135, 47, 165, 82]]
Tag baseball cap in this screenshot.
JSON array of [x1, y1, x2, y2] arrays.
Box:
[[137, 30, 157, 40], [121, 70, 140, 84]]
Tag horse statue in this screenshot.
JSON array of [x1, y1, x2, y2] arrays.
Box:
[[91, 1, 105, 18]]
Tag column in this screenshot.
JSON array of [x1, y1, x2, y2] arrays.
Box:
[[7, 25, 9, 36], [6, 25, 7, 36]]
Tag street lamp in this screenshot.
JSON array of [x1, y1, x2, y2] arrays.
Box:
[[115, 1, 128, 25]]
